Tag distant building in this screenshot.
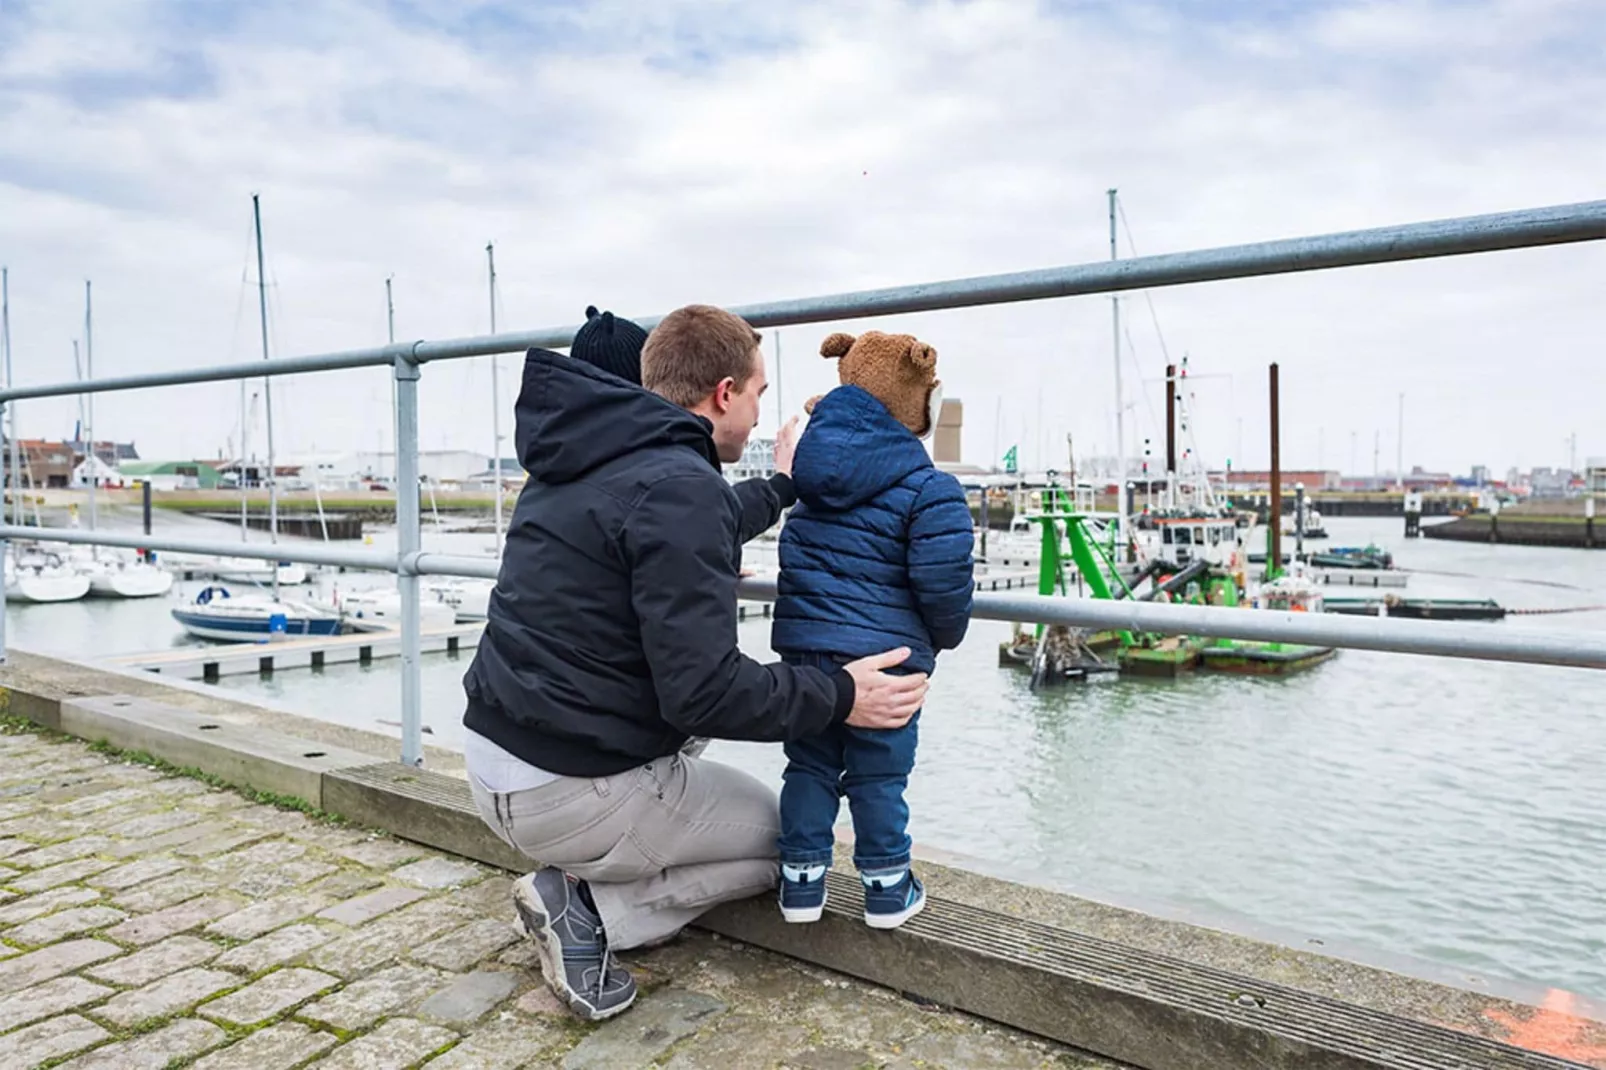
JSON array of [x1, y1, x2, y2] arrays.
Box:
[[933, 399, 963, 465], [1469, 465, 1490, 486], [118, 460, 224, 491], [728, 437, 775, 483], [1586, 458, 1606, 494], [3, 439, 77, 488], [1215, 469, 1341, 492]]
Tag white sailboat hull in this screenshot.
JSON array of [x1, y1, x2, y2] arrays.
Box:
[[85, 562, 175, 599], [339, 589, 457, 632], [423, 578, 494, 623], [6, 570, 91, 603]]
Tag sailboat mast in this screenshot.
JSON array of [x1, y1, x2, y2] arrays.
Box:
[[2, 267, 17, 528], [252, 194, 279, 602], [84, 281, 97, 539], [486, 243, 503, 548], [1108, 188, 1126, 549]]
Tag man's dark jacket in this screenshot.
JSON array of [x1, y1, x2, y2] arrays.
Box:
[[463, 349, 854, 777]]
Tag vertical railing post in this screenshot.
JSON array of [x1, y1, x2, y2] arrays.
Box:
[[394, 351, 424, 766]]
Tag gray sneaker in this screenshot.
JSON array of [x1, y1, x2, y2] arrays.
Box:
[[512, 868, 637, 1021]]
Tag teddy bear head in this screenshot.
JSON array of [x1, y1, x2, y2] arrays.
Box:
[[805, 330, 942, 438]]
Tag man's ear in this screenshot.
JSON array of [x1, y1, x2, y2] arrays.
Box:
[[712, 376, 737, 412]]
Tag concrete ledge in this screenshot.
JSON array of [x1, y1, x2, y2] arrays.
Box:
[[57, 693, 376, 809]]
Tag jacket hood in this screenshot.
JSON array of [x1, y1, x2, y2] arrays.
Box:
[[515, 348, 719, 484], [791, 385, 933, 510]]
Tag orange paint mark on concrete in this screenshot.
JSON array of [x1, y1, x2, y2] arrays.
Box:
[[1484, 989, 1606, 1067]]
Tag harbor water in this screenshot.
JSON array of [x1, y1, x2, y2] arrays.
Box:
[[7, 514, 1604, 1000]]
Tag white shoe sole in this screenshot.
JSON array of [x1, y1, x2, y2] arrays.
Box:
[[511, 874, 635, 1022], [864, 891, 925, 930], [781, 902, 825, 923]]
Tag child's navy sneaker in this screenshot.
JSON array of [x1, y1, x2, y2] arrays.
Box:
[[779, 863, 827, 923], [862, 868, 925, 929]]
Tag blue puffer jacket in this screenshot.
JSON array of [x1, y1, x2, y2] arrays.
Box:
[[772, 385, 975, 673]]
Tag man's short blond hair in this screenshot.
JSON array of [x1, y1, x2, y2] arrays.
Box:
[[641, 305, 761, 407]]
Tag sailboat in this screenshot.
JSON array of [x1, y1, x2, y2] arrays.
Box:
[[173, 196, 339, 642], [68, 284, 173, 599]]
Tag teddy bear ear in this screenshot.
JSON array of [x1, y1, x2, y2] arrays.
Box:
[[803, 393, 825, 414], [906, 340, 937, 371], [819, 332, 855, 359]]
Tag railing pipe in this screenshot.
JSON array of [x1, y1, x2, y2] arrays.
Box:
[[3, 200, 1603, 405], [0, 525, 394, 572]]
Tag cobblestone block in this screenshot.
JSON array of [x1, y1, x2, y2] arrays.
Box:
[[6, 835, 113, 867], [561, 989, 727, 1070], [308, 901, 476, 978], [299, 963, 447, 1031], [202, 839, 308, 871], [317, 885, 425, 927], [0, 939, 121, 995], [215, 923, 334, 974], [0, 1013, 112, 1065], [111, 871, 218, 913], [9, 856, 114, 893], [206, 892, 332, 941], [4, 904, 126, 946], [0, 885, 102, 925], [425, 1018, 565, 1070], [87, 935, 220, 986], [230, 859, 337, 897], [314, 1017, 459, 1070], [0, 975, 114, 1032], [393, 857, 484, 890], [188, 1020, 338, 1070], [173, 826, 276, 858], [86, 855, 188, 892], [199, 966, 339, 1026], [333, 838, 424, 869], [105, 818, 231, 857], [106, 809, 204, 839], [418, 969, 520, 1025], [57, 1016, 224, 1070], [410, 917, 520, 972], [105, 895, 239, 946], [95, 967, 239, 1028], [59, 787, 158, 816]]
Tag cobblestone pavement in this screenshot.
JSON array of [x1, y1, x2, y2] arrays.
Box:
[[0, 729, 1122, 1069]]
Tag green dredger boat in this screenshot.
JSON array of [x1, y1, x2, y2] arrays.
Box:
[[997, 486, 1336, 685]]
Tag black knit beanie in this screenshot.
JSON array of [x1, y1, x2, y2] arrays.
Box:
[[570, 305, 649, 385]]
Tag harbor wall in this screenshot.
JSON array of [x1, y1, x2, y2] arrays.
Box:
[[1423, 515, 1601, 548], [2, 648, 1601, 1069]]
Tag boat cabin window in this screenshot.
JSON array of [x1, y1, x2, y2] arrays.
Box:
[[1194, 526, 1205, 544], [1173, 527, 1192, 546], [1162, 527, 1173, 544], [1208, 526, 1221, 546]]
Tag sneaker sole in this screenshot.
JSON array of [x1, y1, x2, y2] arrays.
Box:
[[864, 892, 925, 930], [512, 877, 637, 1022], [780, 902, 825, 923]]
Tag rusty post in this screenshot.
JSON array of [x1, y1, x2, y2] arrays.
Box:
[[1269, 363, 1282, 580]]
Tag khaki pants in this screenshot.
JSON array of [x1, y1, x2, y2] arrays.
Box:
[[468, 753, 780, 949]]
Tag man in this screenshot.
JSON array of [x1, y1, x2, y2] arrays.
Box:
[[461, 304, 928, 1021]]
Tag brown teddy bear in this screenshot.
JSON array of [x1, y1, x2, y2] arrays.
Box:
[[805, 330, 942, 438]]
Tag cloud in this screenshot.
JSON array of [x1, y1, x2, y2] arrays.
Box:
[[0, 0, 1601, 474]]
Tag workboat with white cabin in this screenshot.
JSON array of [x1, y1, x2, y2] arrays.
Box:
[[171, 585, 342, 642]]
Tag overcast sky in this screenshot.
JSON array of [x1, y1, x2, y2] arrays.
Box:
[[1, 0, 1602, 477]]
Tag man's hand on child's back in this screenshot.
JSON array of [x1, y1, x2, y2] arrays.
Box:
[[843, 647, 928, 730]]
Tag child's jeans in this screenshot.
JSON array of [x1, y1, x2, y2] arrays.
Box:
[[777, 652, 920, 873]]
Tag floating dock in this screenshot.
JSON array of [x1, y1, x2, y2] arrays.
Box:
[[1323, 597, 1506, 621], [105, 623, 486, 680]]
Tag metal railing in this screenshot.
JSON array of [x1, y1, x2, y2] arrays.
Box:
[[3, 199, 1604, 765]]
